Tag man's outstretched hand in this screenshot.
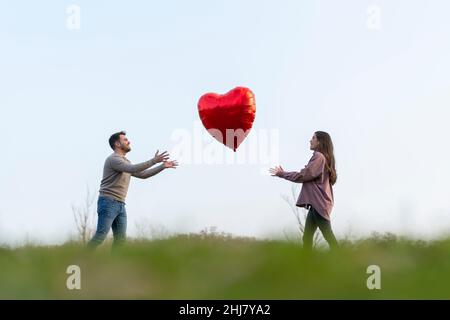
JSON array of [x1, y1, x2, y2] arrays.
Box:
[[164, 160, 178, 169], [153, 150, 170, 163]]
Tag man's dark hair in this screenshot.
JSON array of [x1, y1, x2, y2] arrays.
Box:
[[109, 131, 126, 150]]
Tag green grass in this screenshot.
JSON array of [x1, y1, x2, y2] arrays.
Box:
[[1, 233, 450, 299]]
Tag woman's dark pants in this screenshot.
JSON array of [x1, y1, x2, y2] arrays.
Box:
[[303, 206, 338, 250]]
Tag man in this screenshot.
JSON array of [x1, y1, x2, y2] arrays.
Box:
[[88, 131, 178, 250]]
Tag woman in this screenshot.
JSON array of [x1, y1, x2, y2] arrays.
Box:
[[270, 131, 338, 250]]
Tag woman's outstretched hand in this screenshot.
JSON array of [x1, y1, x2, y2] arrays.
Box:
[[269, 165, 284, 176]]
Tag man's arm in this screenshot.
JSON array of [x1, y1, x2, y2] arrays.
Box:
[[132, 160, 178, 179], [109, 150, 169, 174], [132, 164, 165, 179], [109, 156, 157, 174], [277, 153, 326, 183]]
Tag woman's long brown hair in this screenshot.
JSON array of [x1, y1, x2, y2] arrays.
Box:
[[314, 131, 337, 186]]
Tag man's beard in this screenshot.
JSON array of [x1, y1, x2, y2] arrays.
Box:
[[121, 145, 131, 152]]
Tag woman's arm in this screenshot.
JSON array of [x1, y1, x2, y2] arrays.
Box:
[[274, 152, 326, 183]]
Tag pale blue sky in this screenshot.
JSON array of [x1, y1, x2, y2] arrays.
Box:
[[1, 1, 450, 244]]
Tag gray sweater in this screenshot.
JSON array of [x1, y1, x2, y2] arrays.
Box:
[[99, 153, 165, 203]]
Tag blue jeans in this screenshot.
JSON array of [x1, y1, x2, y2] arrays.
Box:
[[88, 196, 127, 249]]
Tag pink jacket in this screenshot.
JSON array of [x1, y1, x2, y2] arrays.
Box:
[[277, 151, 334, 220]]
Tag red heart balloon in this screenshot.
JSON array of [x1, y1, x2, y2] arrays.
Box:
[[198, 87, 256, 152]]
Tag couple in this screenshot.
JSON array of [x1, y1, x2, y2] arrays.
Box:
[[89, 130, 338, 251]]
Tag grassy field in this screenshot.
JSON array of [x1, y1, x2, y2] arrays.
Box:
[[1, 232, 450, 299]]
